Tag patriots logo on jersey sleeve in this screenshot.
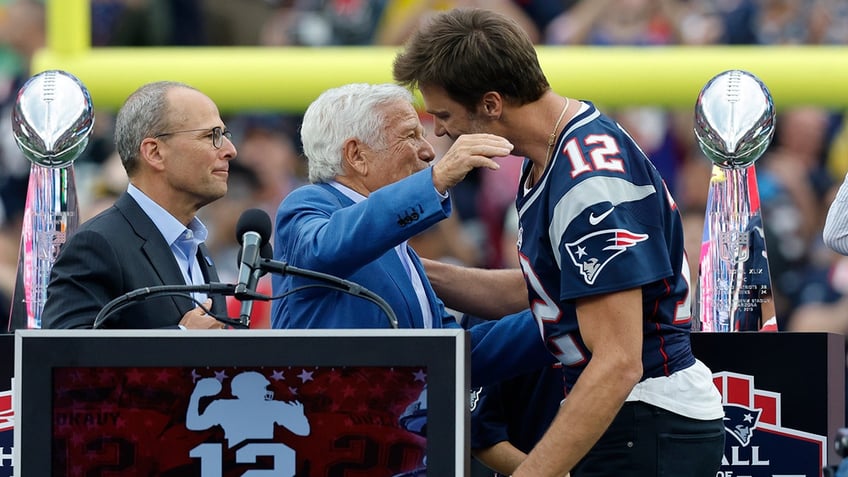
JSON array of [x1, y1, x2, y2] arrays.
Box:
[[565, 229, 648, 285]]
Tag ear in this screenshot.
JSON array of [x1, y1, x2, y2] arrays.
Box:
[[139, 137, 166, 172], [481, 91, 503, 118], [342, 138, 368, 176]]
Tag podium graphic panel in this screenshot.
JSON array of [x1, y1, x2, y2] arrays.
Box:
[[14, 329, 469, 477]]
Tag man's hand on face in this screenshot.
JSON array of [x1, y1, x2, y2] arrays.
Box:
[[432, 133, 513, 194]]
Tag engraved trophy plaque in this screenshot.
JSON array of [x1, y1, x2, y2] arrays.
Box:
[[7, 70, 93, 330], [694, 70, 776, 332]]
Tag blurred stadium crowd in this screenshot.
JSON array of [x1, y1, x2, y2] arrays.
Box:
[[0, 0, 847, 339]]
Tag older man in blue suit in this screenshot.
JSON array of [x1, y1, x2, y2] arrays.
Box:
[[271, 83, 552, 387]]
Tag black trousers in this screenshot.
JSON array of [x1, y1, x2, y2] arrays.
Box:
[[572, 401, 725, 477]]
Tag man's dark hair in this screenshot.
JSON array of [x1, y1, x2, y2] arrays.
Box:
[[393, 8, 549, 111]]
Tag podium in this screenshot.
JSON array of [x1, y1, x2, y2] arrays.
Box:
[[691, 331, 845, 475], [12, 329, 469, 477], [5, 331, 846, 476]]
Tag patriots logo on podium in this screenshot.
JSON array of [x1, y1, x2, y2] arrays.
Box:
[[565, 229, 648, 285], [723, 404, 761, 446], [713, 371, 826, 475]]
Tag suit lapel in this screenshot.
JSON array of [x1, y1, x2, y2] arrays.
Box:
[[197, 242, 218, 282], [114, 193, 194, 316], [378, 249, 424, 328], [321, 184, 427, 328], [197, 243, 228, 316], [321, 183, 439, 329]]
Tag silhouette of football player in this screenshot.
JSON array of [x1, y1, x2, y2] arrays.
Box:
[[186, 372, 310, 448]]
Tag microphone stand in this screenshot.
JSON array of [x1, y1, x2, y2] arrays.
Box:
[[256, 257, 399, 329], [92, 261, 399, 330], [93, 283, 263, 330]]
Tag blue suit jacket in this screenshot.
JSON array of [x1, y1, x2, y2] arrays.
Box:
[[271, 169, 454, 329], [271, 169, 554, 386]]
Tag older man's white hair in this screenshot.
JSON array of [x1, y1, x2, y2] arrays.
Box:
[[301, 83, 415, 184]]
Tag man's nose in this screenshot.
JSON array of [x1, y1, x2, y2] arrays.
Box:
[[420, 140, 436, 163], [432, 120, 449, 137], [222, 136, 237, 160]]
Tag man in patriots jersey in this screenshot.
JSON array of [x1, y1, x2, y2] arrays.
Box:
[[394, 8, 725, 477]]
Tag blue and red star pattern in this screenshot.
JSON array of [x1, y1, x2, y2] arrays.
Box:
[[52, 365, 427, 476]]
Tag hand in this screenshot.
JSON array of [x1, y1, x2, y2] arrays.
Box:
[[193, 377, 222, 396], [179, 299, 226, 329], [432, 133, 513, 194]]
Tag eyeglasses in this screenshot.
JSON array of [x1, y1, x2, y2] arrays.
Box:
[[154, 126, 232, 149]]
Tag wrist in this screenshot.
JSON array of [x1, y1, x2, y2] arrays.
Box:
[[431, 166, 448, 195]]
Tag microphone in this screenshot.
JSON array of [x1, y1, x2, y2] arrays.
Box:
[[235, 208, 272, 298], [238, 242, 273, 327], [234, 208, 398, 329]]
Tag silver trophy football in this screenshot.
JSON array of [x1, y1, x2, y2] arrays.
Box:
[[7, 70, 93, 329], [694, 70, 776, 332]]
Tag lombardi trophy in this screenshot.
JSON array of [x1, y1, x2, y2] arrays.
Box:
[[7, 70, 93, 330], [694, 70, 776, 332]]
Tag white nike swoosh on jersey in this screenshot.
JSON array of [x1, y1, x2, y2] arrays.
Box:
[[588, 206, 615, 225]]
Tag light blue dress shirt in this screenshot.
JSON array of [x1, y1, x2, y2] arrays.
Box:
[[127, 184, 209, 304]]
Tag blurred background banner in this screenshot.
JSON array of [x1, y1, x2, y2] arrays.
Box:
[[33, 46, 848, 113], [27, 0, 848, 113], [29, 45, 848, 113]]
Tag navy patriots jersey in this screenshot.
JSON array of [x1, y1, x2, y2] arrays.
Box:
[[515, 101, 695, 391]]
